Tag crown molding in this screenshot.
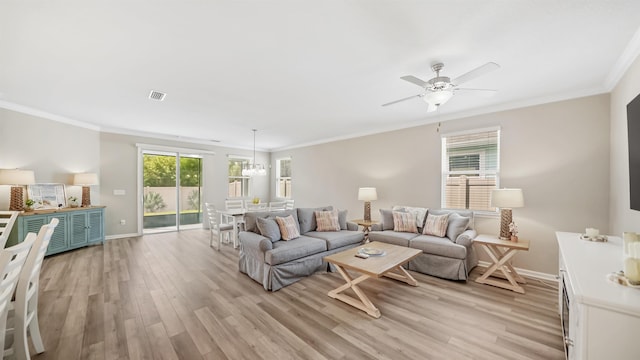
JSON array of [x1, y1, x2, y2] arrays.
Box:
[[0, 100, 100, 131], [604, 25, 640, 91]]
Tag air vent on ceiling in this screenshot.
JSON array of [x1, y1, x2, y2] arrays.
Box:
[[148, 90, 166, 101]]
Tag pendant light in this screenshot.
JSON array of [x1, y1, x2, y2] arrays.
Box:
[[242, 129, 267, 177]]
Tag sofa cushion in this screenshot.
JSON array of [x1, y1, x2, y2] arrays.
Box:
[[393, 205, 429, 229], [256, 217, 281, 242], [305, 230, 364, 250], [446, 213, 470, 243], [410, 235, 467, 260], [379, 209, 395, 230], [338, 210, 348, 230], [423, 213, 450, 237], [368, 230, 420, 247], [315, 210, 341, 232], [392, 211, 418, 233], [429, 209, 475, 230], [265, 236, 327, 265], [298, 206, 333, 234], [276, 215, 301, 240], [244, 210, 299, 234]]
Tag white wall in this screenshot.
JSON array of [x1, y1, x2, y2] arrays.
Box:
[[0, 108, 100, 208], [272, 94, 610, 275], [610, 55, 640, 234]]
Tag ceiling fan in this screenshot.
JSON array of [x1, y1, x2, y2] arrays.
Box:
[[383, 62, 500, 112]]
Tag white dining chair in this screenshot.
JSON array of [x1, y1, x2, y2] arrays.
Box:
[[0, 233, 35, 359], [285, 199, 295, 210], [246, 203, 268, 212], [4, 218, 58, 359], [205, 203, 234, 250], [0, 211, 19, 250], [268, 201, 287, 211], [224, 199, 244, 210]]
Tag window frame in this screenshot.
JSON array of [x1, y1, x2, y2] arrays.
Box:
[[275, 157, 292, 199], [227, 156, 252, 198], [440, 127, 501, 214]]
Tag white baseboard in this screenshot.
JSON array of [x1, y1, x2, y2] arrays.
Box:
[[477, 260, 558, 283], [105, 233, 141, 240]]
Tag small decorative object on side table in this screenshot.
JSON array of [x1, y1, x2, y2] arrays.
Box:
[[351, 219, 379, 243], [474, 234, 530, 293]]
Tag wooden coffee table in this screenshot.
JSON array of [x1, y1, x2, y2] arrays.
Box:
[[323, 241, 422, 318]]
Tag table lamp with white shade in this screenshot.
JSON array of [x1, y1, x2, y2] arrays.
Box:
[[0, 169, 36, 211], [73, 173, 99, 207], [490, 188, 524, 240], [358, 187, 377, 221]]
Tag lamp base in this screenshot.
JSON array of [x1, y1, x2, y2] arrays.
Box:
[[81, 186, 91, 207], [363, 201, 371, 221], [9, 186, 24, 211], [499, 208, 512, 240]]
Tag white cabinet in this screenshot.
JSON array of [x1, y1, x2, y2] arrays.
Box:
[[557, 232, 640, 360]]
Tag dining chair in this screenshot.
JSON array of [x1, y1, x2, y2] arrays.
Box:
[[246, 203, 268, 212], [0, 233, 35, 359], [285, 199, 295, 210], [224, 199, 244, 210], [0, 211, 19, 250], [5, 218, 58, 360], [268, 201, 287, 211], [205, 203, 234, 250]]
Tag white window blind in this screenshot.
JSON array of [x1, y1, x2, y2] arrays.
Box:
[[275, 158, 292, 198], [441, 128, 500, 211]]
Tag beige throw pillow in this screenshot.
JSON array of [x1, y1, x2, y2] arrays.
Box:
[[315, 210, 341, 232], [423, 213, 450, 237], [392, 211, 418, 233], [275, 215, 301, 240]]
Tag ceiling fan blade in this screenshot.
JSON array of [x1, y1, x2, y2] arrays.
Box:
[[400, 75, 428, 88], [382, 94, 423, 107], [452, 62, 500, 85]]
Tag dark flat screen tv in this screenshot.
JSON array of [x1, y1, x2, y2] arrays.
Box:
[[628, 92, 640, 211]]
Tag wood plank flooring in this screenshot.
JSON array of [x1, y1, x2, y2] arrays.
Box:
[[32, 230, 565, 359]]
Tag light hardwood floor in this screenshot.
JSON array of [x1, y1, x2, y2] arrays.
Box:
[[33, 230, 565, 360]]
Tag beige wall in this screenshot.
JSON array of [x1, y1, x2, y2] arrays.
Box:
[[610, 55, 640, 234], [0, 108, 100, 208], [272, 94, 611, 274]]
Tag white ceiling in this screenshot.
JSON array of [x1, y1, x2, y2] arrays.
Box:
[[2, 1, 640, 151]]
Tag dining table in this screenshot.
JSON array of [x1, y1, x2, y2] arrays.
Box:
[[218, 208, 247, 248]]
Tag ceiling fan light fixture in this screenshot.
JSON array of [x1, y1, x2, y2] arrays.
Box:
[[424, 89, 453, 106]]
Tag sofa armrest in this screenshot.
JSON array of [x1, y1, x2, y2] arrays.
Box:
[[455, 229, 477, 247], [370, 223, 383, 231], [346, 221, 359, 231], [239, 231, 273, 260]]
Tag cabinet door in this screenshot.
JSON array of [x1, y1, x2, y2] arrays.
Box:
[[69, 212, 89, 248], [46, 214, 68, 255], [87, 210, 104, 244], [22, 216, 47, 240]]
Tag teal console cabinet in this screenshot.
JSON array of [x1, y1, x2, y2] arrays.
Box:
[[9, 206, 105, 256]]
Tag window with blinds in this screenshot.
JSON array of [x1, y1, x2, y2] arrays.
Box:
[[275, 158, 292, 198], [441, 128, 500, 212]]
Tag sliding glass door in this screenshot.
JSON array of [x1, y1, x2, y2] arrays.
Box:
[[142, 150, 203, 233]]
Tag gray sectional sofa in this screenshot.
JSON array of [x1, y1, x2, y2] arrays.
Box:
[[238, 207, 364, 291], [369, 208, 478, 281]]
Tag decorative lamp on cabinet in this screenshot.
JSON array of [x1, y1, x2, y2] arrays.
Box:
[[0, 169, 36, 211], [358, 187, 377, 221], [490, 188, 524, 240], [73, 173, 99, 207]]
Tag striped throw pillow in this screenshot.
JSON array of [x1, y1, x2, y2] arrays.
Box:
[[315, 210, 341, 232], [392, 211, 418, 233], [275, 215, 301, 240], [423, 213, 450, 237]]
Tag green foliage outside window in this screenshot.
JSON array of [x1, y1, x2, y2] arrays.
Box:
[[143, 154, 202, 187]]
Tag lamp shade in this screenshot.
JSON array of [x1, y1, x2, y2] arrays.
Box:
[[0, 169, 36, 185], [73, 173, 99, 186], [358, 187, 378, 201], [490, 188, 524, 208]]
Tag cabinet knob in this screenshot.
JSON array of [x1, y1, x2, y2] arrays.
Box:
[[564, 337, 574, 347]]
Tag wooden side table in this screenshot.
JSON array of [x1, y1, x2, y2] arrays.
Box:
[[351, 219, 379, 242], [473, 234, 530, 293]]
